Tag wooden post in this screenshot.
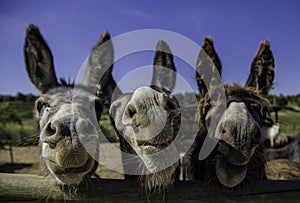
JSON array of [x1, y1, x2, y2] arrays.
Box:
[[9, 142, 13, 164], [274, 109, 279, 123], [1, 173, 300, 201]]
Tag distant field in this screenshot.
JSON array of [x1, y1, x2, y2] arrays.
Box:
[[0, 145, 124, 179], [270, 110, 300, 137], [0, 100, 39, 145], [1, 100, 300, 145]]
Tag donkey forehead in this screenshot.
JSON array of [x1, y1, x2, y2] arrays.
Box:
[[222, 102, 259, 130], [225, 102, 249, 118], [45, 87, 98, 103]]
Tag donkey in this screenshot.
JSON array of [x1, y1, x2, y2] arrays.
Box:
[[265, 134, 300, 162], [24, 24, 114, 185], [107, 40, 181, 192], [182, 37, 274, 188]]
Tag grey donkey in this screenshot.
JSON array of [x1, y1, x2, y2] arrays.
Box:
[[24, 24, 114, 186], [105, 39, 181, 192]]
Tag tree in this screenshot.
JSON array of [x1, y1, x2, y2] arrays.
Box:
[[277, 94, 288, 106], [0, 102, 22, 128], [16, 92, 26, 101]]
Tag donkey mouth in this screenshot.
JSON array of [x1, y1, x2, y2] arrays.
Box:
[[137, 112, 180, 154], [137, 139, 172, 147], [217, 141, 251, 166], [216, 155, 247, 188], [49, 156, 94, 176], [215, 142, 250, 187], [137, 139, 173, 154]]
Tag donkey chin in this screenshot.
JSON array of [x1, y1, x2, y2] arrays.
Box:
[[41, 140, 96, 185], [215, 136, 263, 188], [42, 139, 95, 185], [126, 109, 180, 191]]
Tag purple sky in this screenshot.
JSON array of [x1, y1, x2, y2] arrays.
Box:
[[0, 0, 299, 96]]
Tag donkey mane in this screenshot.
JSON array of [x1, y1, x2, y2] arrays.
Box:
[[225, 84, 272, 109], [59, 78, 75, 87]]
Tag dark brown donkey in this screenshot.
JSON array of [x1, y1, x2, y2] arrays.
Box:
[[182, 37, 274, 188]]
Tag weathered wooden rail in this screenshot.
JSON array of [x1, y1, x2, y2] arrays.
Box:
[[1, 173, 300, 202]]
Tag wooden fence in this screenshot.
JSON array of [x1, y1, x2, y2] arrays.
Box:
[[1, 173, 300, 202]]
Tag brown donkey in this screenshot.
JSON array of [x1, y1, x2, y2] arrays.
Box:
[[182, 37, 274, 188]]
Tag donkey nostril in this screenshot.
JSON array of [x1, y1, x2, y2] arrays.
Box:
[[48, 142, 56, 149], [46, 122, 56, 137], [127, 105, 137, 118]]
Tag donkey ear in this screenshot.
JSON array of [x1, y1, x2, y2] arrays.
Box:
[[151, 40, 176, 96], [245, 40, 274, 96], [24, 24, 59, 93], [83, 31, 121, 103], [196, 36, 222, 97]]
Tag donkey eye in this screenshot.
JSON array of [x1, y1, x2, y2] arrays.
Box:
[[36, 101, 46, 113], [247, 102, 264, 121], [249, 102, 261, 109]]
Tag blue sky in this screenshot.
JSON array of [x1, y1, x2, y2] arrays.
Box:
[[0, 0, 299, 95]]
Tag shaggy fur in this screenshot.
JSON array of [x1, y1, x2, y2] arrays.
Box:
[[182, 37, 275, 189], [108, 40, 181, 193], [24, 24, 112, 186]]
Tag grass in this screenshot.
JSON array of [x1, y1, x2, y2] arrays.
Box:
[[270, 110, 300, 137], [1, 119, 39, 146], [99, 113, 119, 142]]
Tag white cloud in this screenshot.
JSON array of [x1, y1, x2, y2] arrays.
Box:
[[119, 7, 153, 20]]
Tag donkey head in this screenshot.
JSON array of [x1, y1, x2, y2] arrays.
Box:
[[24, 25, 113, 185], [197, 37, 274, 187], [109, 41, 181, 191]]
